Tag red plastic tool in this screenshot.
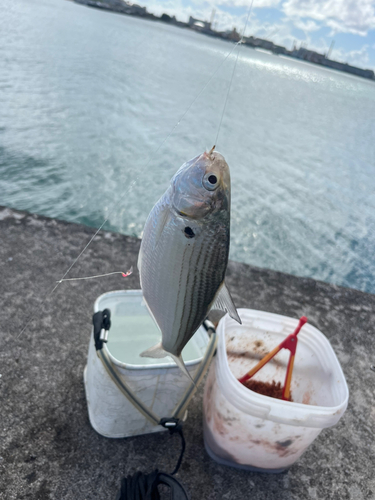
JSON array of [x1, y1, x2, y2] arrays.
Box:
[[238, 316, 308, 401]]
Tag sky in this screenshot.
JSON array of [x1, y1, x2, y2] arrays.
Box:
[[138, 0, 375, 70]]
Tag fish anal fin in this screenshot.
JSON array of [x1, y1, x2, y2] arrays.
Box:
[[211, 282, 242, 324]]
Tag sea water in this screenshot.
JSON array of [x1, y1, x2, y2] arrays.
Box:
[[98, 291, 204, 366], [1, 0, 375, 293]]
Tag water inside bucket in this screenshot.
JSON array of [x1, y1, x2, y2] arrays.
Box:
[[98, 291, 203, 366]]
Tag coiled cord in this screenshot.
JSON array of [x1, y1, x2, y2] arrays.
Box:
[[115, 420, 189, 500]]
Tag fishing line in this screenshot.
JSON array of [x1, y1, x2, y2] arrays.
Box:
[[67, 38, 242, 252], [13, 37, 247, 342], [56, 267, 133, 283], [14, 216, 136, 340], [215, 0, 254, 148], [63, 40, 242, 261]]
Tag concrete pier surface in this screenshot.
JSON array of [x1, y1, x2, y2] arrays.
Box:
[[0, 206, 374, 500]]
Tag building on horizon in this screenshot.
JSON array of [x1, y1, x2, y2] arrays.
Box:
[[188, 16, 211, 31], [290, 46, 374, 79]]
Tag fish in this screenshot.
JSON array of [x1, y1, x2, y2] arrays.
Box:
[[137, 147, 241, 379]]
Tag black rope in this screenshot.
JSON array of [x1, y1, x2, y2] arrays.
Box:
[[159, 418, 186, 476], [92, 310, 189, 499], [115, 470, 158, 500], [115, 421, 188, 499], [115, 470, 190, 500]]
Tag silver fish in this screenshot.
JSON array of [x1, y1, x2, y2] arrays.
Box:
[[137, 148, 241, 378]]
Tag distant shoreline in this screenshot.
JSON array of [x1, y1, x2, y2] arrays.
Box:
[[73, 0, 374, 81]]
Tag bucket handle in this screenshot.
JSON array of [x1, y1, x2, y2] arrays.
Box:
[[92, 310, 217, 427]]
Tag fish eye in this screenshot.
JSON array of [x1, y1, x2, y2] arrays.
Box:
[[203, 173, 219, 191]]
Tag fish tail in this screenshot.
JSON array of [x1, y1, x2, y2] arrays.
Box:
[[140, 343, 195, 385]]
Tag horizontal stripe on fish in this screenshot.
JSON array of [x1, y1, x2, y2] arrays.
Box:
[[176, 225, 229, 353]]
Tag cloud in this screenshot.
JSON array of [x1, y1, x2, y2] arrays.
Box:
[[140, 0, 282, 24], [333, 44, 370, 66], [293, 18, 320, 33], [139, 0, 260, 33], [141, 0, 375, 37], [188, 0, 281, 9], [215, 0, 281, 7], [282, 0, 375, 36], [138, 0, 375, 68]]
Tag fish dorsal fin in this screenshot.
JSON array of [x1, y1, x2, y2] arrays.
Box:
[[211, 282, 242, 324]]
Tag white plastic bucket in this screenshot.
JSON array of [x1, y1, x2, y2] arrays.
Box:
[[203, 309, 349, 472], [84, 290, 212, 438]]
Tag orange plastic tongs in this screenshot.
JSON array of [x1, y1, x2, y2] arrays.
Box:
[[238, 316, 308, 401]]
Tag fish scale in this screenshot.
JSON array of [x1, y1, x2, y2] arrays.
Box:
[[174, 224, 227, 351]]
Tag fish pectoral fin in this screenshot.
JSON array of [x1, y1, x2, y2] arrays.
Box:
[[211, 282, 242, 324], [140, 343, 195, 385], [137, 247, 142, 277], [153, 207, 171, 250]]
